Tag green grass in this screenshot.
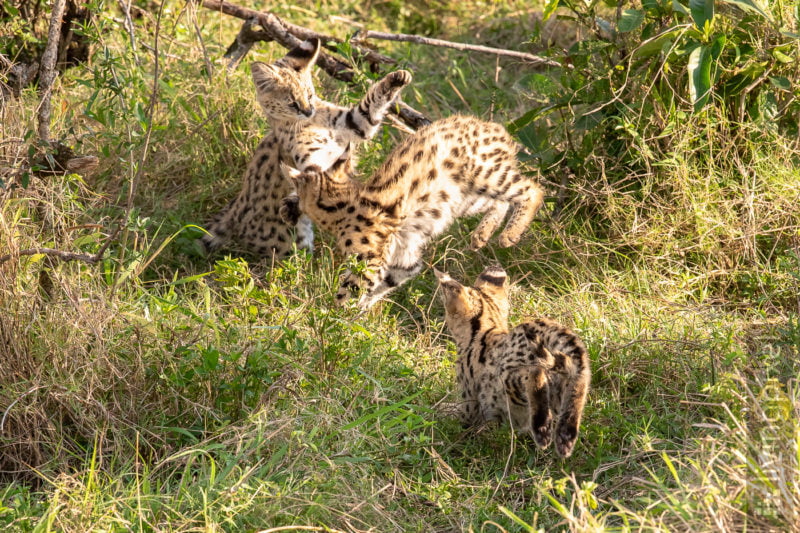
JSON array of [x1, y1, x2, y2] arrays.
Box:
[[1, 1, 799, 531]]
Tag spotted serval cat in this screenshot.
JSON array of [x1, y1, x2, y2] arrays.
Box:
[[282, 114, 545, 309], [200, 38, 412, 258], [434, 265, 591, 458]]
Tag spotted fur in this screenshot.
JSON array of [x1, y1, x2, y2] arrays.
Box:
[[201, 38, 412, 258], [283, 115, 545, 309], [435, 265, 591, 458]]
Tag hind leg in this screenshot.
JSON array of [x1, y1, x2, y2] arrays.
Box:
[[201, 199, 238, 253], [470, 202, 510, 250], [497, 179, 544, 247], [554, 365, 590, 458], [525, 367, 553, 449]]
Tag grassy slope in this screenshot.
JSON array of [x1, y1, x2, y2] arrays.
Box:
[[1, 1, 799, 531]]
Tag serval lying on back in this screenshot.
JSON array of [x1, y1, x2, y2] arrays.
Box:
[[201, 38, 412, 259], [435, 266, 591, 458], [282, 114, 545, 309]]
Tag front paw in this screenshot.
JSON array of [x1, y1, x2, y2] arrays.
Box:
[[385, 69, 412, 89], [280, 196, 301, 225], [532, 423, 552, 449], [555, 421, 579, 458]]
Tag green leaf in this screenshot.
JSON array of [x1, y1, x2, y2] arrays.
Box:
[[688, 44, 713, 111], [542, 0, 560, 21], [673, 0, 690, 15], [772, 49, 794, 64], [689, 0, 714, 29], [618, 9, 645, 32], [709, 34, 725, 60], [634, 29, 681, 59], [721, 0, 771, 19], [770, 76, 792, 91]]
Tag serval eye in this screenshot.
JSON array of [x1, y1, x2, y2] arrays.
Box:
[[289, 102, 300, 112]]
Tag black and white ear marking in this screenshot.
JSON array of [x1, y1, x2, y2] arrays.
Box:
[[477, 264, 507, 287], [283, 38, 321, 72]]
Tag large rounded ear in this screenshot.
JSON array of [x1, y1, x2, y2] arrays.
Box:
[[282, 38, 321, 73], [251, 62, 279, 92]]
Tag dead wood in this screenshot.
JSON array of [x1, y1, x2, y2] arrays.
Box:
[[37, 0, 67, 142], [202, 0, 396, 67]]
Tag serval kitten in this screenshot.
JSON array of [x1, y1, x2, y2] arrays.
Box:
[[201, 38, 412, 259], [435, 266, 590, 458], [282, 114, 545, 309]]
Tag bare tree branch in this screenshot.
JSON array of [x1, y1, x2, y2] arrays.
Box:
[[223, 16, 270, 70], [202, 0, 395, 66], [37, 0, 67, 142], [353, 30, 562, 68]]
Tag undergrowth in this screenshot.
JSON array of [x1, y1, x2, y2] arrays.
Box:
[[1, 0, 799, 531]]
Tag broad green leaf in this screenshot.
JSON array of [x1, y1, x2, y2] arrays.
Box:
[[721, 0, 771, 19], [543, 0, 560, 21], [772, 49, 794, 63], [618, 9, 645, 32], [687, 44, 713, 111], [770, 76, 792, 91], [673, 0, 690, 14], [642, 0, 660, 11], [689, 0, 714, 29]]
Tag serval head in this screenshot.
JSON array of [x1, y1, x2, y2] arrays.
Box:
[[251, 38, 321, 121]]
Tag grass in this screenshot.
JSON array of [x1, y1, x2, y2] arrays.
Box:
[[1, 0, 799, 531]]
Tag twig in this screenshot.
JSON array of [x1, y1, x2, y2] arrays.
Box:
[[117, 0, 139, 65], [189, 2, 214, 78], [37, 0, 67, 142], [110, 5, 163, 294], [354, 30, 562, 68], [0, 227, 118, 266], [257, 527, 347, 533], [1, 385, 47, 432]]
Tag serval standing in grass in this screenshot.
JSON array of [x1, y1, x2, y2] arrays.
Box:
[[282, 115, 545, 309], [435, 265, 591, 458], [201, 38, 412, 259]]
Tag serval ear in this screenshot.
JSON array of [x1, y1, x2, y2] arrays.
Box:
[[251, 62, 281, 92], [279, 162, 303, 181], [434, 269, 470, 315], [281, 38, 321, 73], [433, 268, 455, 285]]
